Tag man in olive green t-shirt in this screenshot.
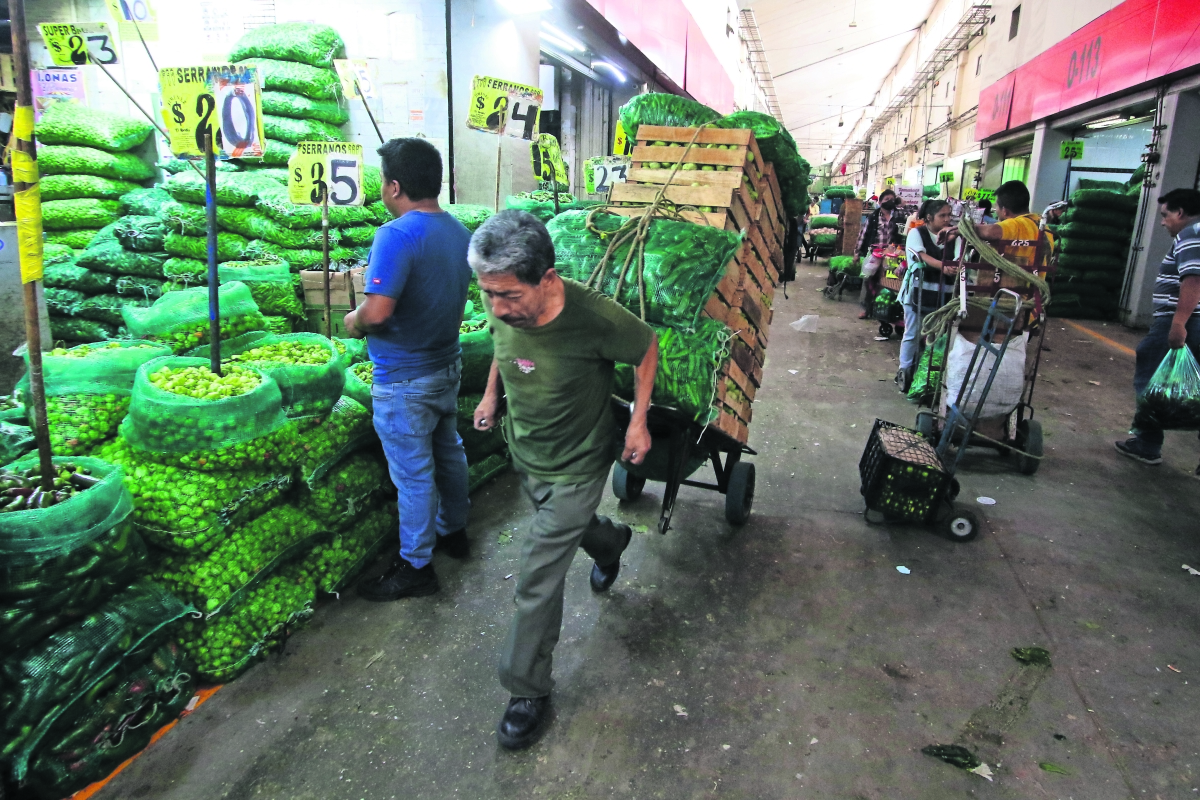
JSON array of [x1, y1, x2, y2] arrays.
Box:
[[469, 210, 658, 751]]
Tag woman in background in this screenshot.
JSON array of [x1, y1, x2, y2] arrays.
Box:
[[896, 199, 959, 391], [856, 188, 907, 319]]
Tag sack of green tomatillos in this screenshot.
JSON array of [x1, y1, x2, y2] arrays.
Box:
[[122, 281, 266, 353]]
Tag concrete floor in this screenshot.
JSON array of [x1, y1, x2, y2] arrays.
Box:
[[98, 262, 1200, 800]]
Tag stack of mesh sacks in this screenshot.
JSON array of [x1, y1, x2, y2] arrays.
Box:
[[1049, 183, 1139, 319], [0, 451, 197, 800], [34, 104, 157, 342]]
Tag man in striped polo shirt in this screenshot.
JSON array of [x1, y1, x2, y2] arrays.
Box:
[[1115, 189, 1200, 465]]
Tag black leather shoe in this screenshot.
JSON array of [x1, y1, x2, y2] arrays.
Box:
[[358, 556, 438, 601], [434, 528, 470, 559], [590, 524, 633, 593], [497, 695, 551, 750]]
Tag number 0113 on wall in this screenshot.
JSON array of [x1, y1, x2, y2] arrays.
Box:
[[288, 142, 366, 206]]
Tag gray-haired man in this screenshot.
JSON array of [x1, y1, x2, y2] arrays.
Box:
[[470, 210, 658, 749]]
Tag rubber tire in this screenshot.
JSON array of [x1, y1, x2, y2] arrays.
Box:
[[612, 464, 645, 501], [915, 411, 936, 439], [1016, 419, 1043, 475], [943, 509, 980, 542], [725, 461, 755, 526], [879, 322, 893, 338]]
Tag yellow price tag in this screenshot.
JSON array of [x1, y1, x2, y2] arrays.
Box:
[[288, 142, 366, 206], [530, 134, 569, 187], [613, 120, 632, 156], [884, 176, 896, 186], [38, 23, 119, 66], [467, 75, 542, 139], [106, 0, 158, 41], [334, 59, 374, 99], [963, 187, 979, 201], [159, 65, 264, 159]]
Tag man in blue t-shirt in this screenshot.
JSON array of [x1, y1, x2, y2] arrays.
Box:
[[343, 138, 473, 600]]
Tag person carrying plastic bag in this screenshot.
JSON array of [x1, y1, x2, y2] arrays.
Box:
[[1115, 189, 1200, 467]]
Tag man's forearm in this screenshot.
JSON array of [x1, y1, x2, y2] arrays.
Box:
[[482, 359, 502, 400], [630, 335, 658, 424]]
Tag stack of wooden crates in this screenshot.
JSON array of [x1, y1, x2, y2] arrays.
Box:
[[608, 124, 788, 444]]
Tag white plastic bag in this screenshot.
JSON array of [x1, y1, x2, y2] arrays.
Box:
[[944, 332, 1027, 420]]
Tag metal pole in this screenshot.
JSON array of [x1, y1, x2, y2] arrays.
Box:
[[355, 77, 385, 144], [495, 136, 503, 212], [10, 0, 53, 490], [322, 187, 332, 338], [205, 134, 221, 375]]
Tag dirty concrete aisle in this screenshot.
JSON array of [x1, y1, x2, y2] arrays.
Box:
[[99, 262, 1200, 800]]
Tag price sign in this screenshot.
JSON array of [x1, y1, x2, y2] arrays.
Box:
[[613, 120, 633, 156], [288, 142, 365, 206], [884, 176, 896, 186], [963, 187, 979, 201], [1060, 139, 1085, 159], [334, 59, 375, 99], [530, 133, 569, 187], [938, 171, 955, 183], [585, 155, 630, 194], [106, 0, 158, 41], [976, 189, 996, 202], [159, 65, 264, 159], [38, 23, 119, 66], [467, 75, 542, 139]]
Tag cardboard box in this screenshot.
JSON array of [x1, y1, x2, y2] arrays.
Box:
[[305, 305, 352, 338], [301, 270, 356, 308]]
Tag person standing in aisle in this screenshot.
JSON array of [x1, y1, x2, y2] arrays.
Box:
[[896, 199, 958, 391], [966, 180, 1053, 267], [1115, 188, 1200, 465], [343, 137, 473, 601], [857, 188, 907, 318], [469, 210, 658, 750]]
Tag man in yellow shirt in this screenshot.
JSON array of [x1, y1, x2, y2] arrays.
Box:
[[970, 180, 1053, 268]]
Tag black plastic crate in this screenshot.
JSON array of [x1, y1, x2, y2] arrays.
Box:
[[858, 419, 951, 522]]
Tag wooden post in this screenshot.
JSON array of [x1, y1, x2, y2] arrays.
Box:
[[204, 134, 221, 375], [322, 187, 332, 338], [9, 0, 53, 490]]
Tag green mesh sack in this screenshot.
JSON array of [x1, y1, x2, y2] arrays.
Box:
[[338, 225, 376, 247], [114, 274, 166, 302], [43, 242, 76, 266], [263, 114, 345, 145], [456, 393, 505, 461], [38, 145, 157, 182], [44, 287, 85, 315], [260, 90, 350, 125], [255, 181, 376, 228], [1133, 346, 1200, 431], [343, 361, 372, 410], [157, 504, 326, 616], [1057, 251, 1126, 271], [299, 450, 389, 528], [218, 258, 304, 318], [547, 210, 742, 330], [0, 581, 192, 782], [77, 241, 167, 278], [263, 315, 292, 334], [1055, 221, 1132, 243], [614, 320, 731, 423], [158, 199, 207, 235], [1058, 236, 1126, 256], [120, 187, 172, 217], [23, 641, 195, 799], [219, 333, 346, 418], [812, 232, 838, 246], [122, 281, 265, 352], [40, 174, 142, 202], [234, 58, 341, 101], [163, 169, 278, 208], [1061, 206, 1134, 228], [460, 328, 494, 394], [303, 503, 396, 593], [363, 165, 382, 204], [230, 22, 346, 68], [618, 93, 721, 141], [908, 334, 947, 400], [1070, 188, 1139, 213], [164, 230, 258, 262], [217, 205, 337, 248], [1076, 178, 1127, 192], [45, 228, 106, 250], [75, 293, 150, 327], [293, 396, 376, 486], [159, 158, 240, 174], [469, 452, 510, 493], [713, 109, 810, 214], [257, 137, 296, 166], [34, 102, 154, 152], [238, 165, 290, 185], [251, 241, 361, 270], [445, 204, 494, 233], [504, 195, 599, 223], [162, 257, 209, 285], [42, 199, 122, 231], [810, 214, 840, 228], [0, 421, 35, 465], [824, 185, 858, 199], [113, 214, 167, 252], [48, 316, 114, 343], [368, 200, 391, 224]]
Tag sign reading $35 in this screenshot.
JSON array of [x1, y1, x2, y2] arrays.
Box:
[[288, 142, 365, 206]]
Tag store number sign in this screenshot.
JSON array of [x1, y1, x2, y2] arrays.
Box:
[[159, 65, 264, 159], [467, 75, 542, 140], [288, 142, 365, 206], [38, 23, 119, 66], [1060, 140, 1085, 159]]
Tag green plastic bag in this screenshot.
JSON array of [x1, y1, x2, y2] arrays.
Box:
[[122, 281, 265, 352], [260, 90, 350, 125], [614, 320, 731, 423], [263, 113, 345, 145], [164, 230, 260, 262], [618, 93, 721, 141], [444, 204, 494, 232], [221, 333, 347, 417], [218, 258, 304, 318], [234, 57, 342, 100], [1133, 346, 1200, 431], [121, 187, 173, 216], [42, 198, 122, 231], [908, 334, 947, 400], [229, 22, 346, 68], [113, 214, 167, 251], [77, 241, 167, 278], [45, 228, 106, 250], [48, 315, 114, 343], [40, 174, 142, 201], [38, 144, 157, 181], [34, 102, 154, 152]]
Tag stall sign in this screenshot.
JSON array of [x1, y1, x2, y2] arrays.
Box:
[[938, 171, 955, 183], [38, 23, 120, 66], [530, 134, 569, 187], [1060, 139, 1085, 159], [962, 187, 979, 201], [334, 59, 375, 99], [32, 68, 87, 120], [884, 176, 896, 186], [898, 185, 922, 206], [976, 189, 996, 202], [106, 0, 158, 41], [159, 65, 264, 159], [288, 142, 365, 206], [585, 155, 631, 194], [612, 120, 633, 156], [467, 75, 542, 140]]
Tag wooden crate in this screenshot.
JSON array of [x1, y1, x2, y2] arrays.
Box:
[[712, 406, 750, 444]]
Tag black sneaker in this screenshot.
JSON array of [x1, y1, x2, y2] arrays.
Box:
[[497, 695, 551, 750], [1114, 438, 1163, 466], [590, 523, 633, 593], [358, 556, 439, 601], [434, 528, 470, 559]]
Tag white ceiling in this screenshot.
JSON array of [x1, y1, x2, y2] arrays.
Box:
[[748, 0, 937, 167]]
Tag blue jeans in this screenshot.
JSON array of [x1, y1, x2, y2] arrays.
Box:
[[371, 360, 470, 569], [1131, 315, 1200, 448], [900, 304, 923, 370]]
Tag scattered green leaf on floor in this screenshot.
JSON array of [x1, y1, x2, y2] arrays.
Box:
[[1011, 646, 1052, 666], [921, 744, 981, 770], [1039, 761, 1071, 775]]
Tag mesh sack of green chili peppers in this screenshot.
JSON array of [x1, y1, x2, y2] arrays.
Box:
[[1133, 347, 1200, 431], [162, 257, 209, 285], [218, 205, 341, 248], [23, 641, 195, 799], [617, 93, 721, 141], [42, 198, 123, 231], [113, 214, 168, 252], [230, 22, 346, 68], [114, 274, 167, 302], [260, 90, 350, 125], [34, 102, 154, 152], [75, 293, 152, 328], [48, 316, 114, 344], [218, 259, 305, 319], [303, 502, 397, 594], [40, 174, 142, 202], [14, 342, 170, 456], [444, 204, 494, 233], [468, 452, 510, 494], [293, 397, 377, 487], [120, 187, 171, 216], [164, 230, 266, 262], [613, 319, 732, 423], [212, 333, 347, 418], [0, 581, 192, 781], [547, 210, 742, 330], [263, 113, 345, 145], [163, 169, 277, 208], [45, 228, 107, 250], [158, 199, 207, 236], [77, 239, 168, 278], [38, 144, 156, 182], [43, 263, 114, 294], [233, 57, 342, 101], [299, 450, 390, 528], [255, 181, 376, 228], [122, 281, 266, 353]]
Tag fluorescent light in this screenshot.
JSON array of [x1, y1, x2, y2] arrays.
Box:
[[540, 21, 585, 51], [592, 60, 626, 83], [540, 31, 581, 52], [1085, 113, 1151, 130], [498, 0, 551, 14]]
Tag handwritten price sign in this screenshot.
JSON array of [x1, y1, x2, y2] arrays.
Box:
[[467, 75, 542, 140], [288, 142, 365, 206], [38, 23, 119, 66], [159, 65, 264, 159]]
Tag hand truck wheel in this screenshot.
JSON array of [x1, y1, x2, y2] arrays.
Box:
[[612, 464, 646, 501], [1015, 419, 1043, 476], [915, 411, 936, 438], [724, 461, 755, 525], [878, 322, 893, 338], [942, 509, 980, 542]]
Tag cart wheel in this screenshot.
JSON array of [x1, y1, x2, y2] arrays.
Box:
[[724, 461, 755, 525], [942, 509, 980, 542], [1016, 419, 1044, 476], [612, 464, 645, 501], [915, 411, 936, 439], [878, 322, 893, 338]]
